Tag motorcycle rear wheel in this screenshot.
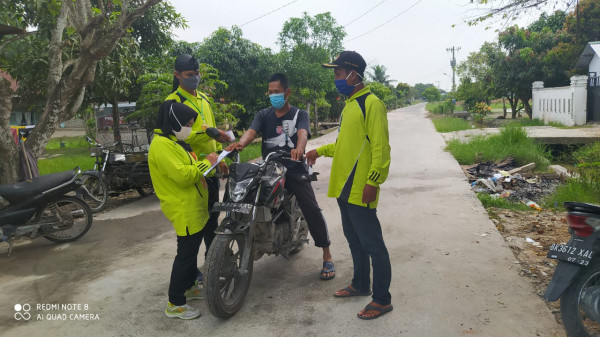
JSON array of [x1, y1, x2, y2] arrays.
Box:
[[81, 175, 109, 213], [205, 232, 253, 318], [561, 260, 600, 337], [38, 196, 93, 243]]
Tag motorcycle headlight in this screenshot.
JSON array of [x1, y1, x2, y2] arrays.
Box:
[[228, 178, 253, 202]]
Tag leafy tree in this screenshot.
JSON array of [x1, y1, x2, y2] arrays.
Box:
[[277, 12, 346, 135], [278, 12, 345, 58], [0, 0, 161, 184], [193, 27, 273, 130], [422, 86, 442, 102], [413, 83, 435, 100], [528, 11, 567, 33], [369, 82, 395, 109], [467, 0, 576, 25], [367, 65, 395, 86]]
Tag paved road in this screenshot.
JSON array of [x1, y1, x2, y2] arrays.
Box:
[[1, 103, 565, 336]]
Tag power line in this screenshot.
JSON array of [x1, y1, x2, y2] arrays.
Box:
[[343, 0, 386, 27], [345, 0, 425, 43], [239, 0, 300, 27]]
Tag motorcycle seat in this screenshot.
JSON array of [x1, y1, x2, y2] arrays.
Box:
[[0, 170, 75, 204], [564, 201, 600, 214]]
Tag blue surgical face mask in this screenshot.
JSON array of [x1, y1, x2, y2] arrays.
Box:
[[335, 71, 360, 96], [269, 93, 286, 109], [179, 73, 200, 91]]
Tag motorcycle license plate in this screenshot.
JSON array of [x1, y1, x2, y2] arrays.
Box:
[[547, 242, 594, 266], [211, 202, 253, 214]]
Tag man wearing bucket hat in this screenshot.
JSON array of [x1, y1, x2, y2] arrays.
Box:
[[305, 51, 393, 320]]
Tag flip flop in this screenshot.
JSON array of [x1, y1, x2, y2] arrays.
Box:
[[357, 304, 394, 320], [320, 261, 336, 280], [333, 286, 372, 298]]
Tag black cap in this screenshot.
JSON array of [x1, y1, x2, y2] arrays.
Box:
[[322, 51, 366, 74], [175, 54, 199, 72]]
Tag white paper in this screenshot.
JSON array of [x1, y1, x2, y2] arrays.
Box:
[[225, 130, 236, 142], [203, 150, 232, 176]]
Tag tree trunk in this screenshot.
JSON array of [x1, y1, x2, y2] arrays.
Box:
[[522, 100, 533, 119], [111, 97, 123, 150], [0, 77, 19, 184], [15, 0, 160, 160], [502, 98, 507, 118], [313, 100, 319, 137], [507, 95, 519, 119]]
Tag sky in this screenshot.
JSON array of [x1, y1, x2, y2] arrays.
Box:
[[168, 0, 563, 92]]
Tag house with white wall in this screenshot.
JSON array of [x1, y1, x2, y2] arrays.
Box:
[[532, 42, 600, 125], [576, 42, 600, 122]]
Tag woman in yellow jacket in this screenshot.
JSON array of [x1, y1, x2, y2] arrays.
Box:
[[149, 101, 217, 320]]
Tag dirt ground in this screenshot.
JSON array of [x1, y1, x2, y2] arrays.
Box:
[[486, 207, 571, 323]]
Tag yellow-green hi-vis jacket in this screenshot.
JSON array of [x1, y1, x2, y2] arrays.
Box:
[[165, 88, 222, 177], [316, 86, 391, 209], [148, 130, 213, 236]]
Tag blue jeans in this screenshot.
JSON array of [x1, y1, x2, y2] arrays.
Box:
[[337, 199, 392, 305]]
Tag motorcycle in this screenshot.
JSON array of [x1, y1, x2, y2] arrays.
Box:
[[80, 136, 153, 213], [204, 150, 312, 318], [0, 169, 94, 256], [544, 201, 600, 337]]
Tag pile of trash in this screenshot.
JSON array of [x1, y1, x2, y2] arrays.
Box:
[[463, 158, 565, 210]]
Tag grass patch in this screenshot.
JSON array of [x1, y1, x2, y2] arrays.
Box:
[[222, 142, 263, 164], [238, 142, 262, 162], [38, 155, 95, 175], [46, 136, 89, 150], [477, 193, 531, 211], [544, 178, 600, 209], [574, 142, 600, 164], [432, 117, 472, 133], [426, 101, 455, 115], [38, 136, 94, 175], [446, 124, 551, 169]]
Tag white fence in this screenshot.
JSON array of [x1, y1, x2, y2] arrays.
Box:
[[532, 75, 588, 126]]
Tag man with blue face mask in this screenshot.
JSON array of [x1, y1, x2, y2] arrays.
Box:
[[226, 73, 335, 281], [306, 51, 393, 320]]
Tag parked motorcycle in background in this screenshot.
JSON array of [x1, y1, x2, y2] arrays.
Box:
[[544, 202, 600, 337], [204, 150, 312, 318], [80, 136, 153, 213], [0, 169, 94, 256]]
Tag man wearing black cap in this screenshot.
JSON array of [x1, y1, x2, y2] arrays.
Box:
[[306, 51, 393, 320], [166, 54, 231, 287]]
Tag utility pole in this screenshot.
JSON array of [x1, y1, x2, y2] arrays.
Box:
[[446, 46, 460, 92]]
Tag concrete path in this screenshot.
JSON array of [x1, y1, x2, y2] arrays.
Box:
[[1, 103, 564, 336], [441, 124, 600, 144]]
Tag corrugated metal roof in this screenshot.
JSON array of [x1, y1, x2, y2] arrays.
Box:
[[575, 41, 600, 69]]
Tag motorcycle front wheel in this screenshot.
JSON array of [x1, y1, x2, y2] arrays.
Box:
[[38, 196, 93, 243], [81, 175, 109, 213], [205, 232, 253, 318], [561, 260, 600, 337]]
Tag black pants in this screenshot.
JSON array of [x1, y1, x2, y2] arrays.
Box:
[[198, 176, 220, 257], [285, 173, 330, 248], [168, 231, 202, 306], [337, 199, 392, 305]]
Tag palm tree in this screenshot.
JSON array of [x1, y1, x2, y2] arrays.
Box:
[[366, 65, 396, 86]]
